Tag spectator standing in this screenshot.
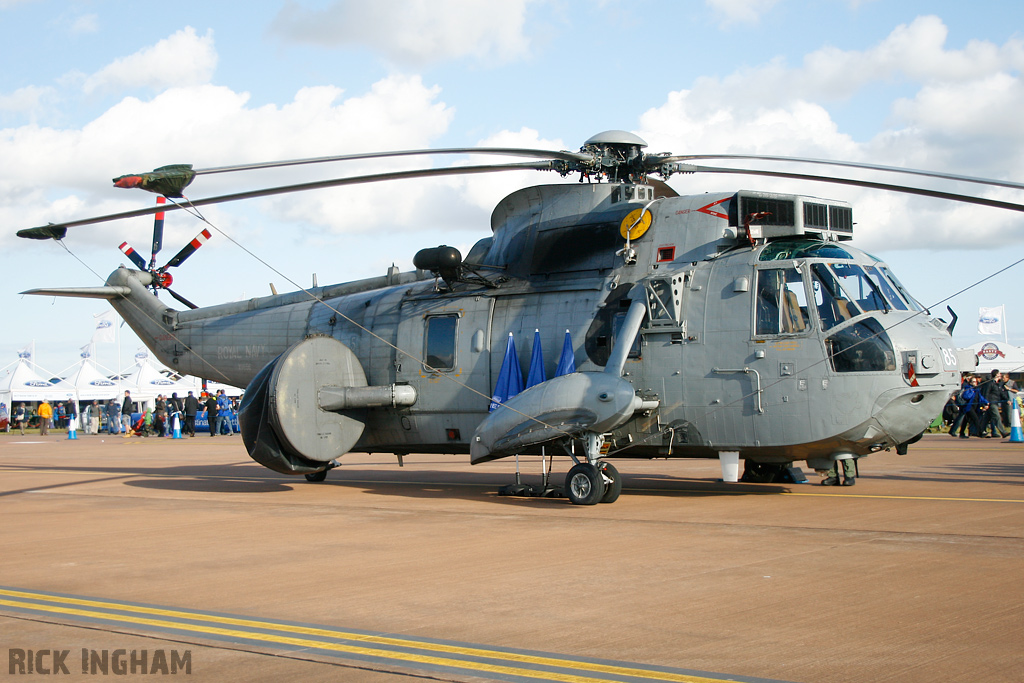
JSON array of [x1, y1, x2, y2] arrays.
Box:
[[978, 370, 1009, 438], [37, 399, 53, 436], [120, 390, 133, 438], [203, 392, 219, 437], [183, 391, 199, 437], [154, 395, 168, 437], [13, 403, 27, 435], [168, 392, 183, 436], [952, 376, 987, 438], [107, 399, 121, 435], [89, 400, 101, 434], [216, 390, 232, 435]]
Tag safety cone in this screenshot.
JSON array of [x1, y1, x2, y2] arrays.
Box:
[[172, 414, 182, 439], [1010, 399, 1023, 443], [67, 417, 78, 440]]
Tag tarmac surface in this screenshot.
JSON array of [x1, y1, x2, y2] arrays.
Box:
[[0, 430, 1021, 682]]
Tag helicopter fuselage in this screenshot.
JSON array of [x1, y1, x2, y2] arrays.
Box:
[[107, 181, 962, 476]]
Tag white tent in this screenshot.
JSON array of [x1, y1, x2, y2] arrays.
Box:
[[120, 357, 200, 402], [205, 380, 245, 397], [966, 341, 1024, 376], [65, 358, 123, 402], [0, 360, 78, 406]]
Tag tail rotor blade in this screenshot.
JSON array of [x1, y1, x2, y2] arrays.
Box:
[[162, 228, 212, 269], [118, 241, 148, 270], [150, 196, 166, 268]]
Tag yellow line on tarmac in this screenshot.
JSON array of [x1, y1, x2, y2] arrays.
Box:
[[779, 491, 1024, 503], [0, 589, 724, 683]]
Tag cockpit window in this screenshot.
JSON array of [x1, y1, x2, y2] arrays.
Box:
[[756, 267, 809, 336], [811, 263, 861, 331], [759, 240, 853, 261], [865, 265, 908, 310], [879, 265, 924, 312], [829, 263, 889, 313]]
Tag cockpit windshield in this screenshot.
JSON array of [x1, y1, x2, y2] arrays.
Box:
[[879, 265, 924, 312], [829, 263, 889, 313], [753, 241, 925, 336]]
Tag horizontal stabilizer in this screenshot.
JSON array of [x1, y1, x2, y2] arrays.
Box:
[[20, 286, 131, 299]]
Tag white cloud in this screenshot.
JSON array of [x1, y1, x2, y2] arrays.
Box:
[[637, 16, 1024, 253], [69, 13, 98, 34], [82, 27, 217, 94], [0, 85, 57, 116], [705, 0, 779, 25], [0, 74, 458, 256], [270, 0, 533, 66]]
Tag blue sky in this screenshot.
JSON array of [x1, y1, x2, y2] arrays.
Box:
[[2, 0, 1024, 376]]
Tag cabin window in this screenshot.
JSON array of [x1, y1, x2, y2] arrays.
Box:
[[424, 315, 458, 371], [755, 267, 809, 336], [825, 319, 897, 373]]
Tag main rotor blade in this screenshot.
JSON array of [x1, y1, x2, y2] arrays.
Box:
[[655, 154, 1024, 192], [117, 241, 148, 270], [162, 228, 212, 269], [165, 286, 198, 310], [18, 161, 558, 239], [669, 163, 1024, 213], [192, 147, 592, 176], [150, 196, 166, 266]]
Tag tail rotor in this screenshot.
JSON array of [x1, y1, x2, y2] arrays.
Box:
[[117, 196, 210, 309]]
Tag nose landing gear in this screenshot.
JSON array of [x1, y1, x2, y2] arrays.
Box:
[[564, 432, 622, 505]]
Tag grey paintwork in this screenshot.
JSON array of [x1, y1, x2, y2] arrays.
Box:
[[92, 180, 958, 471]]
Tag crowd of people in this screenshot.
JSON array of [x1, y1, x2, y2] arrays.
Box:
[[1, 389, 242, 437], [942, 369, 1019, 438]]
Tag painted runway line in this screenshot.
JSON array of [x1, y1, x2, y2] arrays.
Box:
[[0, 587, 790, 683]]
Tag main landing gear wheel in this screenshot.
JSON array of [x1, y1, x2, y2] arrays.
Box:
[[599, 462, 622, 504], [565, 463, 605, 506], [304, 469, 328, 483]]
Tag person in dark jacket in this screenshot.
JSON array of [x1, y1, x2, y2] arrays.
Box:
[[120, 390, 133, 438], [951, 376, 987, 438], [183, 391, 199, 437], [978, 369, 1009, 438], [202, 392, 218, 437]]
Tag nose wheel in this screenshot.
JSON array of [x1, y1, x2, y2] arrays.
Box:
[[564, 461, 622, 505]]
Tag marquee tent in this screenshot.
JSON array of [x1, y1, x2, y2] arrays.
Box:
[[206, 380, 244, 398], [0, 360, 77, 406], [965, 341, 1024, 377], [120, 357, 200, 402], [65, 358, 125, 402]]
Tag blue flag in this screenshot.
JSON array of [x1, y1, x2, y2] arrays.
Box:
[[555, 329, 575, 376], [489, 332, 524, 412], [526, 329, 546, 388]]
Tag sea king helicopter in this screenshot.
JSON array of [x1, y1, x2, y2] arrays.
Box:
[[18, 130, 1024, 504]]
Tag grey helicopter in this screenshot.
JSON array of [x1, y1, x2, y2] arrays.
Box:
[[18, 130, 1023, 505]]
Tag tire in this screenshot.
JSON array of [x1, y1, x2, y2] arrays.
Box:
[[304, 469, 328, 482], [598, 462, 622, 503], [565, 463, 604, 505]]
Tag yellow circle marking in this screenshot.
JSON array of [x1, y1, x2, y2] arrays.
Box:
[[619, 208, 652, 240]]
